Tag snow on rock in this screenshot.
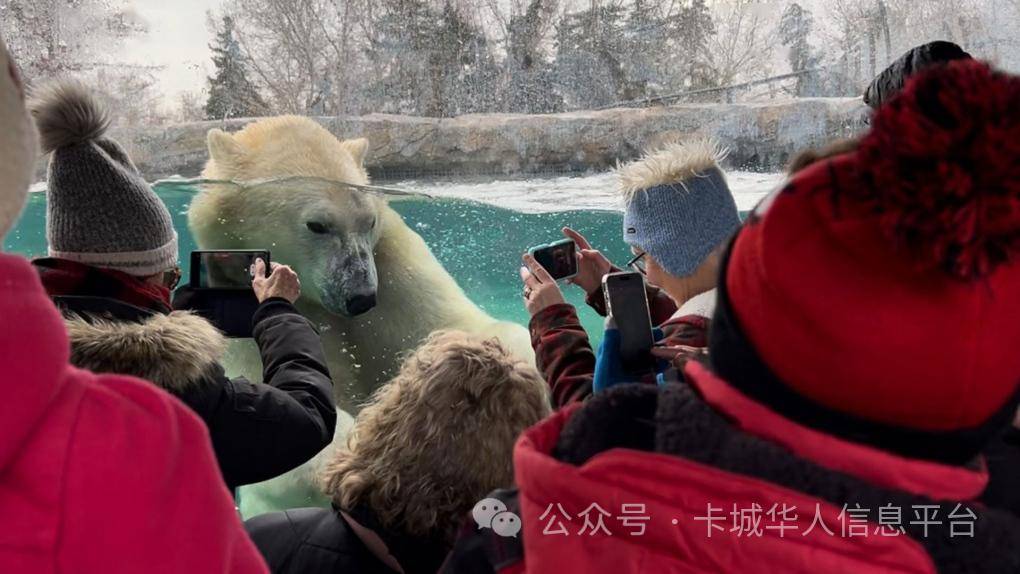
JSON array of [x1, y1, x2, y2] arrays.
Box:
[[33, 99, 867, 181]]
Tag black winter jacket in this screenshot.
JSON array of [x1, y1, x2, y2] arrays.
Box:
[[245, 505, 449, 574], [55, 294, 336, 491], [983, 426, 1020, 516]]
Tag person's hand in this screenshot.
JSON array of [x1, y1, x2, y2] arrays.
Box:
[[252, 258, 301, 304], [651, 345, 707, 371], [521, 253, 566, 316], [562, 227, 612, 294]]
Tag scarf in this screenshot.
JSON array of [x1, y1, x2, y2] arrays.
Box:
[[33, 257, 172, 314]]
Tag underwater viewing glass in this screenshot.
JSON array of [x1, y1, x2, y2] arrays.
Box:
[[5, 177, 630, 347]]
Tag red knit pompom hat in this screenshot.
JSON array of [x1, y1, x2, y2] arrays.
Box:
[[723, 60, 1020, 442]]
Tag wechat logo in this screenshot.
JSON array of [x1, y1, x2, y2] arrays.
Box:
[[472, 498, 522, 538]]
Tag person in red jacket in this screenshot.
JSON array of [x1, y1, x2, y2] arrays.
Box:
[[507, 61, 1020, 573], [0, 35, 267, 574], [521, 140, 740, 408]]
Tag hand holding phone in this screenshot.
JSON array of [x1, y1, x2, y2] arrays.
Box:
[[562, 227, 612, 293], [527, 239, 578, 281], [178, 249, 281, 338], [190, 250, 270, 290], [520, 253, 566, 316], [602, 271, 655, 374], [252, 259, 302, 304]]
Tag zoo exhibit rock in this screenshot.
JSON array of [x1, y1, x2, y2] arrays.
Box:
[[42, 99, 868, 181]]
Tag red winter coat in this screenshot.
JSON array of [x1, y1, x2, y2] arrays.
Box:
[[0, 253, 267, 573], [512, 362, 1020, 573]]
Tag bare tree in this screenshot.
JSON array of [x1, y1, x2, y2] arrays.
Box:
[[819, 0, 988, 94], [225, 0, 361, 114], [0, 0, 145, 83], [93, 67, 170, 127], [175, 90, 209, 123], [700, 0, 774, 90], [884, 0, 984, 50], [0, 0, 168, 126]]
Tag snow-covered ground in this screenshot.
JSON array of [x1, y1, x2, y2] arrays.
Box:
[[391, 170, 785, 214]]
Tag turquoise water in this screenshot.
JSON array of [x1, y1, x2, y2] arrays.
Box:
[[5, 181, 630, 345]]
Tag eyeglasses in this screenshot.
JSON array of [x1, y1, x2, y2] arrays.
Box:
[[162, 267, 182, 290], [626, 252, 647, 275]]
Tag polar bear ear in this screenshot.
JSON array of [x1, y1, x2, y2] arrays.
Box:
[[207, 129, 245, 167], [340, 137, 369, 168]]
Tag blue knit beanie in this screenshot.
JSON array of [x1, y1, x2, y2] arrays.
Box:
[[618, 140, 740, 277]]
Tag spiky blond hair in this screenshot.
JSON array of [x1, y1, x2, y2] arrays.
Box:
[[322, 330, 550, 541], [617, 138, 728, 202]]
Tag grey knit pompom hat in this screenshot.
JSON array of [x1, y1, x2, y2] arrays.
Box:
[[30, 80, 178, 276]]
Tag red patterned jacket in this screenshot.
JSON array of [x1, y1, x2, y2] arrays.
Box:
[[528, 278, 710, 408]]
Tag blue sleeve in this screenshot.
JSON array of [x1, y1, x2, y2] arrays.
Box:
[[593, 327, 668, 394]]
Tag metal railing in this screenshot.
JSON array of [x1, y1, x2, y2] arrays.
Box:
[[596, 68, 828, 110]]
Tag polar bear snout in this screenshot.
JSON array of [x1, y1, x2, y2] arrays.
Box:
[[345, 293, 377, 316], [328, 285, 377, 317], [321, 273, 378, 317], [319, 243, 379, 317]]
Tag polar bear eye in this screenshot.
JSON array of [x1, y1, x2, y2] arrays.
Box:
[[306, 221, 329, 234]]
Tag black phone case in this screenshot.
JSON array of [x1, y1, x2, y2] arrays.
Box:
[[603, 273, 656, 373], [172, 285, 260, 338]]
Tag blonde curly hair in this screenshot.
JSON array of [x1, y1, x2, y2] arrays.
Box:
[[322, 330, 550, 541]]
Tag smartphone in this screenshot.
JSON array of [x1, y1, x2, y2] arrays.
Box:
[[528, 239, 578, 281], [190, 250, 270, 289], [602, 271, 655, 373]]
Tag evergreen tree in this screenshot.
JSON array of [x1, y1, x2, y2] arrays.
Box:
[[778, 3, 821, 96], [555, 4, 631, 109], [433, 2, 501, 115], [205, 15, 268, 120], [671, 0, 716, 89], [621, 0, 669, 98], [368, 0, 499, 117], [367, 0, 436, 115], [503, 0, 563, 114]]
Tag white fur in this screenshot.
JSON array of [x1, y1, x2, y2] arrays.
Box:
[[616, 138, 728, 201], [188, 116, 534, 517], [0, 37, 38, 241]]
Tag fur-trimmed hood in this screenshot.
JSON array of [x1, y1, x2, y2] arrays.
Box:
[[64, 311, 227, 393]]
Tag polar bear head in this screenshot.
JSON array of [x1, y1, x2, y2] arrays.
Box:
[[0, 35, 38, 242], [190, 116, 386, 317]]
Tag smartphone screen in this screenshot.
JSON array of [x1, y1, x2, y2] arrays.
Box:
[[190, 250, 269, 289], [602, 271, 655, 373], [531, 240, 578, 281]]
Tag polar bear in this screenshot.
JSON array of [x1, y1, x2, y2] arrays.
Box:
[[188, 116, 535, 515]]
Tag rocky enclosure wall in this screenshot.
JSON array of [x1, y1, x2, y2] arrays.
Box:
[[37, 98, 869, 180]]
